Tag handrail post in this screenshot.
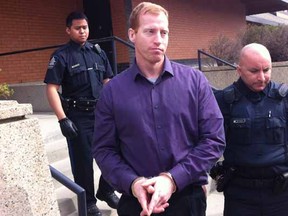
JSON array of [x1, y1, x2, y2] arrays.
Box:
[[49, 165, 87, 216], [198, 50, 202, 71], [111, 37, 118, 75]]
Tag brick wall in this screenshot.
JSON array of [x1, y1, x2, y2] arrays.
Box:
[[0, 0, 82, 84], [1, 0, 246, 84], [111, 0, 246, 62], [110, 0, 131, 63]]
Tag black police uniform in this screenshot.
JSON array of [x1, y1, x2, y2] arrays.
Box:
[[215, 78, 288, 216], [44, 40, 114, 207]]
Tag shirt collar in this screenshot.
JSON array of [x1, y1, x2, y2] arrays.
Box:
[[69, 40, 91, 51], [132, 56, 174, 81], [235, 78, 270, 102]]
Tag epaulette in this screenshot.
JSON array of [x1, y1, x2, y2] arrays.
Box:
[[223, 85, 241, 104], [268, 83, 288, 99], [278, 83, 288, 97], [52, 44, 70, 55]]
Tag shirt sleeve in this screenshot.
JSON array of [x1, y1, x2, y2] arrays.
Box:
[[169, 73, 226, 190], [92, 84, 138, 195], [44, 53, 66, 85]]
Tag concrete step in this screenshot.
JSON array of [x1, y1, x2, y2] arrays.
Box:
[[27, 113, 63, 144], [56, 184, 117, 216], [45, 138, 69, 164], [50, 157, 73, 189]]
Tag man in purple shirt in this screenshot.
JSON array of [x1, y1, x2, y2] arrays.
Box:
[[92, 2, 225, 216]]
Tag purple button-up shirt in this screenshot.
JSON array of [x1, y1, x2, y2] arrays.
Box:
[[93, 57, 225, 195]]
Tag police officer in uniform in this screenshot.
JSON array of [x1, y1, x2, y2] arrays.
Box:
[[44, 11, 119, 216], [214, 43, 288, 216]]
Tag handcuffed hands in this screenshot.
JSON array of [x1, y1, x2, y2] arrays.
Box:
[[58, 117, 78, 139], [131, 173, 176, 216]]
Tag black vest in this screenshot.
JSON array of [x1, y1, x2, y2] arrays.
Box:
[[219, 81, 288, 167]]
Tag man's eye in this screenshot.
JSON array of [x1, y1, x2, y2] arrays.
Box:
[[161, 31, 168, 35], [263, 68, 270, 73], [249, 70, 258, 73]]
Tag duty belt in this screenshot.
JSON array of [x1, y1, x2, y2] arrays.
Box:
[[231, 177, 274, 189], [66, 98, 98, 111]]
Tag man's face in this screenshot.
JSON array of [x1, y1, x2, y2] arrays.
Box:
[[66, 19, 89, 45], [128, 11, 169, 65], [237, 51, 272, 92]]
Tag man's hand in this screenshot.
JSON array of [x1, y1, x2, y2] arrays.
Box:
[[131, 173, 176, 216], [131, 177, 152, 215], [58, 117, 78, 139], [141, 174, 175, 215]]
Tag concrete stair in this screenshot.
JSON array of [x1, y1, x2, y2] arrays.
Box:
[[30, 113, 117, 216]]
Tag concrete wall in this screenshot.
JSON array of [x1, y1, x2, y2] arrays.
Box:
[[202, 61, 288, 90], [0, 100, 59, 215], [8, 82, 52, 112]]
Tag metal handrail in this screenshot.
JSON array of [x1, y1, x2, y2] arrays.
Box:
[[197, 49, 236, 71], [49, 165, 87, 216], [0, 36, 134, 75]]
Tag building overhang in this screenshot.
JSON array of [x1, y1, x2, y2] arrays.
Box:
[[246, 12, 288, 26], [242, 0, 288, 15]]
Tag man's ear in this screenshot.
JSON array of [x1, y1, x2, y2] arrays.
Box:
[[128, 28, 135, 43], [236, 65, 241, 76], [66, 27, 71, 35]]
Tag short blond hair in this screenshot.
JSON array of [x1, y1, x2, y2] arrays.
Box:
[[129, 2, 168, 31]]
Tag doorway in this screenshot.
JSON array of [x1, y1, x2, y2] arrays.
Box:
[[83, 0, 114, 69]]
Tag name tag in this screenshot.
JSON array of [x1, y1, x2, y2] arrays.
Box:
[[233, 119, 246, 124], [71, 63, 80, 69]]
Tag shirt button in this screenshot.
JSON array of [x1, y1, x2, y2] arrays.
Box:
[[154, 105, 159, 109], [157, 125, 162, 129]]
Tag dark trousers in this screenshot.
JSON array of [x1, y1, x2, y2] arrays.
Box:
[[224, 184, 288, 216], [117, 185, 206, 216], [67, 109, 114, 206]]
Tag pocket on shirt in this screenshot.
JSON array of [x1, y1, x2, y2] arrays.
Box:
[[68, 66, 89, 86], [266, 117, 286, 144], [229, 118, 251, 145]]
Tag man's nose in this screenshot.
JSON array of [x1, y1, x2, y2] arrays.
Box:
[[258, 71, 265, 81], [154, 32, 162, 44]]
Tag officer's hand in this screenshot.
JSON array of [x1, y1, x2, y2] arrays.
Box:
[[58, 117, 78, 139]]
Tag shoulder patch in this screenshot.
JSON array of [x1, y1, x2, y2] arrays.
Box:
[[48, 56, 58, 69]]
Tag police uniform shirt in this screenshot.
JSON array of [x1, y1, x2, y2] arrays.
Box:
[[44, 40, 113, 99], [215, 78, 288, 177]]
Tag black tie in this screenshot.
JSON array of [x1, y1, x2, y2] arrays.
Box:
[[89, 63, 103, 99]]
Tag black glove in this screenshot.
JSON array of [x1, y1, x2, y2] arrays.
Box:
[[58, 117, 78, 139], [209, 161, 225, 180]]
